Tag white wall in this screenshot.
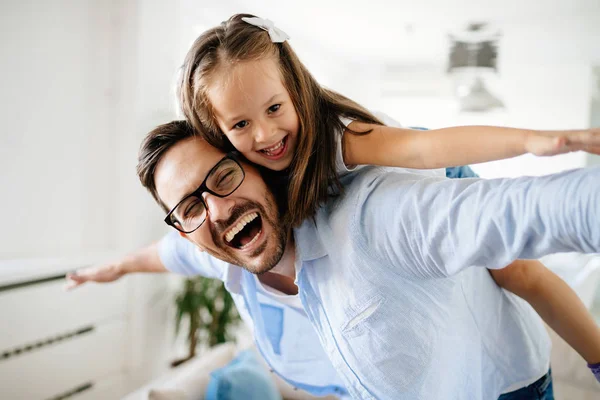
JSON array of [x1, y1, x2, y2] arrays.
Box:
[[378, 63, 594, 178], [0, 0, 184, 258], [109, 0, 190, 389], [1, 0, 189, 393], [112, 0, 182, 252], [0, 0, 118, 258], [375, 15, 600, 179], [3, 1, 588, 255], [177, 0, 379, 112]]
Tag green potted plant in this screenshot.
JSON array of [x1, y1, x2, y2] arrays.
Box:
[[171, 276, 240, 367]]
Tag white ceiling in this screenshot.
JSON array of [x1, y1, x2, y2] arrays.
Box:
[[185, 0, 600, 64]]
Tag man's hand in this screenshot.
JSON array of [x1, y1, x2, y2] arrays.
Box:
[[525, 128, 600, 157], [64, 262, 125, 290], [64, 243, 168, 291]]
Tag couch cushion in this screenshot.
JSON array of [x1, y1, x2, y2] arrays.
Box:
[[134, 342, 237, 400], [148, 389, 186, 400], [205, 349, 281, 400]]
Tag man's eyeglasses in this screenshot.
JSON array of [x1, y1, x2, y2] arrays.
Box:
[[164, 153, 245, 233]]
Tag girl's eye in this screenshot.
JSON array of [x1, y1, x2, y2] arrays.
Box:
[[268, 104, 281, 114], [233, 120, 248, 130]]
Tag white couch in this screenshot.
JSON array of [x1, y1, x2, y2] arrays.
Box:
[[123, 341, 339, 400]]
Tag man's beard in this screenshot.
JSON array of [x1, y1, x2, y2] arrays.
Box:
[[205, 193, 287, 274]]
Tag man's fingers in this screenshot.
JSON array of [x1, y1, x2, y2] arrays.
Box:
[[64, 264, 117, 291], [66, 272, 88, 282], [64, 269, 98, 288], [70, 266, 104, 279], [63, 278, 82, 291]]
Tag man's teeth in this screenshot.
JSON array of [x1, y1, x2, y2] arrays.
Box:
[[262, 140, 284, 155], [225, 212, 258, 243]]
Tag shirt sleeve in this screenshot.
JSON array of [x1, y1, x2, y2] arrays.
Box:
[[354, 166, 600, 278], [335, 117, 357, 174], [335, 112, 399, 173], [372, 110, 404, 127], [336, 111, 444, 178], [158, 231, 226, 280], [335, 111, 402, 176]]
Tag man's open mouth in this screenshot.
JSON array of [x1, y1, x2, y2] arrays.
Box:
[[224, 212, 263, 249]]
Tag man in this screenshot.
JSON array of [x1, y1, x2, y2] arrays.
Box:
[[72, 121, 600, 399]]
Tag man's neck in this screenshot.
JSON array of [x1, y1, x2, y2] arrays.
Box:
[[270, 236, 296, 278], [258, 235, 298, 295]]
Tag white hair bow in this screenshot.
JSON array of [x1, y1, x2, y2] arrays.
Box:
[[241, 17, 290, 43]]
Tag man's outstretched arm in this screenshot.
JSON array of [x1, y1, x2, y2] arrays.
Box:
[[65, 242, 167, 290], [357, 166, 600, 278]]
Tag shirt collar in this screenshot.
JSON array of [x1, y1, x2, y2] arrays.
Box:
[[293, 219, 327, 262], [223, 263, 243, 294], [221, 221, 327, 292]]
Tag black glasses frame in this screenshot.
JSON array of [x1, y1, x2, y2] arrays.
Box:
[[164, 152, 245, 233]]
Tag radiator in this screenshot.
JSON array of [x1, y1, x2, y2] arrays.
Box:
[[0, 256, 130, 400]]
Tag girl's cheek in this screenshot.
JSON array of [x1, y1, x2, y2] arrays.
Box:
[[246, 153, 267, 167], [228, 137, 254, 159], [226, 136, 250, 152]]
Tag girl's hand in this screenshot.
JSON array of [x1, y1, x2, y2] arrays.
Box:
[[525, 128, 600, 156]]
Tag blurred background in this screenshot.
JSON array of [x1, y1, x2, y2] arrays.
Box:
[[0, 0, 599, 399]]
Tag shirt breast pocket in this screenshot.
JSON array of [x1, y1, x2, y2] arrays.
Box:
[[341, 293, 385, 338], [339, 292, 436, 392]]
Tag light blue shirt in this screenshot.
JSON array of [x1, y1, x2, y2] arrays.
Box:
[[159, 232, 350, 398], [161, 165, 600, 399], [293, 165, 599, 399], [158, 166, 468, 398]]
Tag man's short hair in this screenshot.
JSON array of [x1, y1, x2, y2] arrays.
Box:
[[137, 120, 196, 211]]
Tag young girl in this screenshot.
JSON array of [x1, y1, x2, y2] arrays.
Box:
[[178, 13, 600, 227], [174, 13, 600, 388]]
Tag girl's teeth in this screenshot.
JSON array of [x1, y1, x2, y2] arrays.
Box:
[[263, 140, 284, 155]]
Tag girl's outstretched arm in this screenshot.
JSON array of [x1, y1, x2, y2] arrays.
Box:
[[343, 122, 600, 169]]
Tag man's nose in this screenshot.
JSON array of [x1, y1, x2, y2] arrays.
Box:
[[202, 192, 235, 224]]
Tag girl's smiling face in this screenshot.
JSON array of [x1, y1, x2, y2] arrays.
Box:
[[207, 57, 300, 171]]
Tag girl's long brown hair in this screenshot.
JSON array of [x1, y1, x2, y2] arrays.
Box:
[[179, 13, 382, 226]]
